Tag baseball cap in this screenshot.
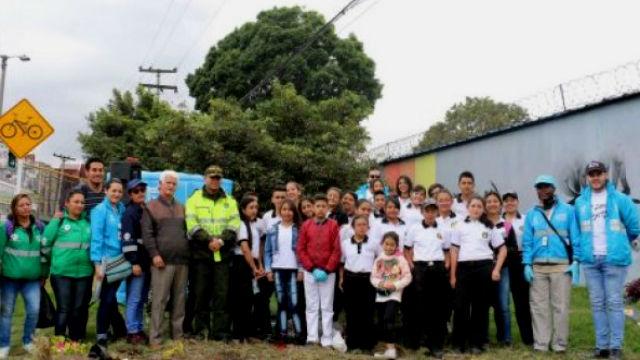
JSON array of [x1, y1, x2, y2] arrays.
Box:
[[585, 161, 607, 174], [534, 175, 556, 188], [127, 179, 147, 192], [204, 165, 223, 178]]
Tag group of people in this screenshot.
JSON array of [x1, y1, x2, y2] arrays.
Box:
[[0, 158, 637, 360]]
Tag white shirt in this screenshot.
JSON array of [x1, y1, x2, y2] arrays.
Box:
[[261, 210, 281, 234], [405, 221, 449, 262], [504, 214, 525, 251], [270, 223, 298, 270], [591, 190, 608, 255], [452, 197, 469, 219], [340, 225, 355, 244], [437, 213, 460, 245], [450, 219, 504, 262], [235, 220, 262, 258], [398, 197, 411, 211], [341, 236, 379, 273], [400, 204, 423, 229], [371, 218, 407, 249]]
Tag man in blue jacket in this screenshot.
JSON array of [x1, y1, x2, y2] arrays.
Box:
[[574, 161, 640, 360], [522, 175, 580, 354]]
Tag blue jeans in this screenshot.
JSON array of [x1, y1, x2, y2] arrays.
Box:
[[583, 256, 628, 350], [274, 269, 302, 337], [50, 275, 92, 341], [0, 278, 40, 347], [126, 271, 150, 334], [492, 266, 512, 343]]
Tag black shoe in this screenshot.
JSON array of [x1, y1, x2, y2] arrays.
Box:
[[610, 349, 622, 360], [88, 343, 112, 360], [594, 348, 610, 358]]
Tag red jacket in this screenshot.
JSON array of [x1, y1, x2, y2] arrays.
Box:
[[296, 218, 341, 273]]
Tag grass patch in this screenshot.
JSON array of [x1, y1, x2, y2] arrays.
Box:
[[3, 287, 640, 358]]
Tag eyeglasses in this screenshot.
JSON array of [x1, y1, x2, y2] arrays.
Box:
[[131, 188, 146, 195], [369, 174, 381, 179]]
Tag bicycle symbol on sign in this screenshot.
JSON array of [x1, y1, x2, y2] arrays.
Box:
[[0, 114, 43, 140]]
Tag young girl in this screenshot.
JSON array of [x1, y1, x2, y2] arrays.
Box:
[[502, 191, 533, 346], [340, 215, 379, 353], [340, 199, 374, 241], [265, 199, 304, 344], [231, 196, 264, 342], [370, 232, 412, 359], [286, 181, 303, 205], [449, 196, 507, 354], [404, 200, 450, 358], [395, 175, 413, 210], [90, 179, 127, 348], [373, 191, 387, 220], [0, 194, 48, 358], [485, 191, 513, 346], [372, 198, 407, 249], [299, 197, 315, 222]]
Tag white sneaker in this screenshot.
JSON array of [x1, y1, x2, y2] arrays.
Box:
[[374, 347, 397, 359], [0, 347, 9, 359], [23, 343, 35, 353], [331, 330, 347, 353]]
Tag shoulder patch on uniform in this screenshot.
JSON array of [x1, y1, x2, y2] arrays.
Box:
[[482, 231, 489, 239], [63, 224, 71, 232]]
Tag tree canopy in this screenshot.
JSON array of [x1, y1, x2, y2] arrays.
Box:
[[416, 97, 528, 151], [186, 6, 382, 112]]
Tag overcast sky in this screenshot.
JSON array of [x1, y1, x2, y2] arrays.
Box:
[[2, 0, 640, 165]]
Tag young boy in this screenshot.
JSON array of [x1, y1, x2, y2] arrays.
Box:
[[296, 194, 342, 347], [404, 199, 450, 358], [373, 190, 387, 220], [400, 185, 427, 228]]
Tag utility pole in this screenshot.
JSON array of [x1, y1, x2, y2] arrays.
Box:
[[138, 66, 178, 95], [53, 153, 75, 206]]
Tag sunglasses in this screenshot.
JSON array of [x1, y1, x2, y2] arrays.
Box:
[[208, 175, 222, 180], [369, 175, 381, 179], [587, 171, 603, 177], [130, 188, 146, 194]]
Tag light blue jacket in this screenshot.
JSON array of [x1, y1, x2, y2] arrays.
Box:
[[574, 182, 640, 266], [264, 221, 300, 272], [90, 197, 125, 264], [523, 198, 580, 265], [355, 183, 390, 200]]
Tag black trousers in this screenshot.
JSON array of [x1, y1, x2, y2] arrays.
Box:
[[183, 260, 197, 335], [452, 260, 493, 351], [508, 253, 534, 345], [230, 255, 254, 340], [401, 278, 419, 349], [377, 300, 400, 344], [414, 261, 449, 351], [50, 275, 92, 341], [253, 276, 273, 338], [343, 271, 376, 350], [193, 258, 231, 340]]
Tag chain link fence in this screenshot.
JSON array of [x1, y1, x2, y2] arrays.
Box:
[[367, 59, 640, 162]]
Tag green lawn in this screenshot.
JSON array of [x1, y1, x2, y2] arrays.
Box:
[[5, 287, 640, 359]]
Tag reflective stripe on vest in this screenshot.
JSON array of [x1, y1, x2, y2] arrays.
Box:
[[54, 242, 90, 250], [5, 248, 40, 257]]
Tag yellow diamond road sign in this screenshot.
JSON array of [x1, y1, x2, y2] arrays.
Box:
[[0, 99, 54, 158]]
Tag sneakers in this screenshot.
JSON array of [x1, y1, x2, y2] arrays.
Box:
[[23, 343, 35, 353], [0, 347, 8, 359], [594, 348, 611, 358], [374, 347, 397, 359]]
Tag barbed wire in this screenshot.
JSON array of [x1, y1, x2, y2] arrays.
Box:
[[367, 59, 640, 162]]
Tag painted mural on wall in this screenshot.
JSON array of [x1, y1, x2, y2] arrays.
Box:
[[561, 157, 639, 204]]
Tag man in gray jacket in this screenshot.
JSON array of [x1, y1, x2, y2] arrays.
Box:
[[142, 170, 190, 347]]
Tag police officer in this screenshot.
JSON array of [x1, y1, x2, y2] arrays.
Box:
[[185, 165, 240, 341]]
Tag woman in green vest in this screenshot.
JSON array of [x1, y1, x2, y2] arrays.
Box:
[[43, 189, 93, 342], [0, 194, 49, 359]]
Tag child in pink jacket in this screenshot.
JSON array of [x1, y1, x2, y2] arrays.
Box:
[[370, 231, 412, 359]]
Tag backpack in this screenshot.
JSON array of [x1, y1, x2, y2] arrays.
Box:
[[5, 217, 45, 240]]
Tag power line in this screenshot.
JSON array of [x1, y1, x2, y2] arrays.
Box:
[[152, 0, 196, 63], [240, 0, 369, 105], [338, 0, 381, 35], [121, 0, 177, 90], [175, 0, 229, 70]]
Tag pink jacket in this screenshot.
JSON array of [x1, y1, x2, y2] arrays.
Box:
[[370, 253, 412, 303]]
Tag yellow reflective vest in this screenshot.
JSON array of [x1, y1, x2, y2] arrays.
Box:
[[185, 188, 240, 261]]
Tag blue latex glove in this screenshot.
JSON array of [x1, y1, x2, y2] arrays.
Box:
[[524, 265, 534, 283], [312, 268, 328, 282], [566, 261, 580, 285]]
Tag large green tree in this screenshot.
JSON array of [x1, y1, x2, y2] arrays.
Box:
[[186, 6, 382, 112], [78, 83, 372, 202], [416, 97, 528, 150]]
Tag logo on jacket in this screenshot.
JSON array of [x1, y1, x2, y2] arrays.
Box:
[[63, 224, 71, 232], [482, 231, 489, 239]]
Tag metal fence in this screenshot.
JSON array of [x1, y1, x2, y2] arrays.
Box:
[[0, 153, 81, 221], [367, 59, 640, 162]]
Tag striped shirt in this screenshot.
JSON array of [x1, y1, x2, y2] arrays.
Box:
[[75, 183, 105, 214]]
